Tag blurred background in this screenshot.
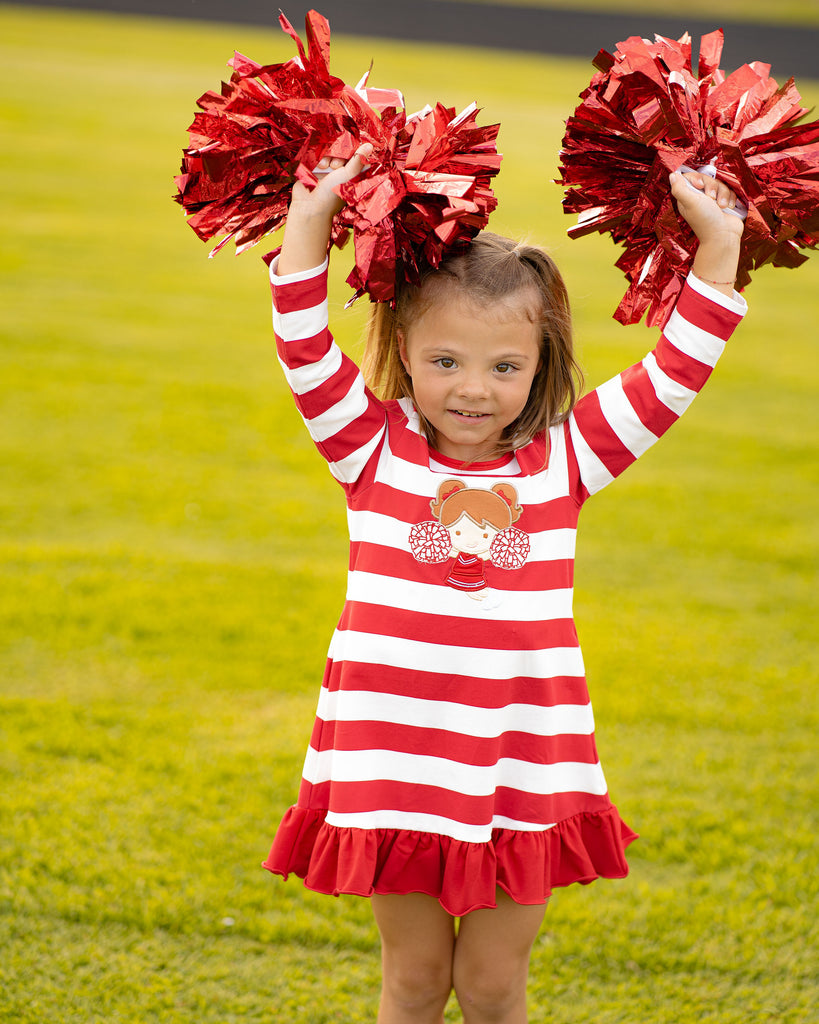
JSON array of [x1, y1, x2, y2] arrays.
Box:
[[13, 0, 819, 76], [1, 1, 817, 1022]]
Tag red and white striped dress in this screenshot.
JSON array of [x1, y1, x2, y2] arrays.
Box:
[[263, 258, 746, 915]]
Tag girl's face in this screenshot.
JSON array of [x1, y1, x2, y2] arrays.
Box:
[[447, 512, 499, 556], [398, 291, 541, 463]]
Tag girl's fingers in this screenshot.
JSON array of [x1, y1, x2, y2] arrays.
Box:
[[341, 143, 374, 175], [314, 145, 372, 178], [718, 183, 736, 209], [679, 171, 739, 210]]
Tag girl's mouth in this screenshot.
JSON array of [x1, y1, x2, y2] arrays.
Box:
[[450, 409, 489, 419]]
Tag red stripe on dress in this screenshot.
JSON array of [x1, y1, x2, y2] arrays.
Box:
[[311, 720, 599, 767], [299, 778, 611, 825], [352, 483, 442, 525], [571, 389, 637, 479], [320, 664, 591, 710], [674, 283, 743, 340], [654, 335, 713, 391], [311, 417, 386, 471], [492, 786, 610, 822], [272, 271, 328, 313], [515, 495, 581, 532], [323, 780, 496, 825], [348, 542, 575, 593], [290, 358, 359, 414], [620, 362, 678, 436], [384, 409, 432, 467], [337, 603, 579, 651], [275, 329, 333, 369]]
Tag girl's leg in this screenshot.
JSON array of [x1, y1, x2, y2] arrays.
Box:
[[371, 892, 456, 1024], [452, 889, 547, 1024]]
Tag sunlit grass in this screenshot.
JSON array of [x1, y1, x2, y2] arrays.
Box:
[[1, 4, 817, 1022]]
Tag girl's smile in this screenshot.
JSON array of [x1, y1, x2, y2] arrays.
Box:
[[398, 293, 542, 463]]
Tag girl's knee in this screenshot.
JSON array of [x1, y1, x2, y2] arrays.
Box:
[[382, 956, 452, 1016], [453, 966, 526, 1022]]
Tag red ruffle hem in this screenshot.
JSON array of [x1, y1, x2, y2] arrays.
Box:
[[263, 806, 638, 917]]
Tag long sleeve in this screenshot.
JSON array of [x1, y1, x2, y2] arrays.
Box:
[[565, 273, 747, 504], [270, 258, 387, 490]]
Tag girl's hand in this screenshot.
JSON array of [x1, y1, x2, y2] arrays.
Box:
[[670, 170, 744, 298], [278, 143, 373, 276], [670, 170, 745, 243], [290, 144, 373, 220]]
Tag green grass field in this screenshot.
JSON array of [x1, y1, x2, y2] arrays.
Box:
[[1, 4, 817, 1022]]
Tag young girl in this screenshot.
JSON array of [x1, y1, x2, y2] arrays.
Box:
[[263, 145, 746, 1024]]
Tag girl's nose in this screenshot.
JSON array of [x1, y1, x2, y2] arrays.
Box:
[[456, 372, 490, 399]]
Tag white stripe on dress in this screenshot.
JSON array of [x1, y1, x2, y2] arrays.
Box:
[[324, 809, 560, 839], [663, 306, 726, 366], [567, 415, 614, 496], [327, 629, 586, 679], [347, 508, 578, 563], [273, 300, 328, 342], [641, 351, 698, 416], [278, 344, 342, 395], [324, 809, 496, 841], [595, 374, 660, 458], [303, 747, 608, 797], [315, 688, 595, 737], [344, 570, 575, 622], [293, 372, 372, 444]]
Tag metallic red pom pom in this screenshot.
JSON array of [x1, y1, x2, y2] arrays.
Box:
[[174, 10, 502, 304], [557, 30, 819, 325]]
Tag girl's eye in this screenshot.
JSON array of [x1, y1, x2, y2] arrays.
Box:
[[437, 357, 456, 369], [495, 362, 516, 374]]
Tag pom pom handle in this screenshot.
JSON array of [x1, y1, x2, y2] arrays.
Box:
[[677, 164, 747, 219]]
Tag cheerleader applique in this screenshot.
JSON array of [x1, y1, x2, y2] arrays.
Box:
[[409, 479, 530, 603]]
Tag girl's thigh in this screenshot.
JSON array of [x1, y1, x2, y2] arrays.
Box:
[[453, 889, 547, 1001], [371, 892, 456, 981]]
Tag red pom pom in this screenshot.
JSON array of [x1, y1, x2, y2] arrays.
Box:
[[336, 101, 502, 303], [174, 10, 502, 303], [556, 30, 819, 325]]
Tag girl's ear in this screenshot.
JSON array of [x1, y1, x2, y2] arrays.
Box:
[[397, 330, 411, 376]]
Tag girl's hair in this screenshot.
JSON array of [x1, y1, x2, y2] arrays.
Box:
[[362, 231, 582, 457], [430, 480, 523, 530]]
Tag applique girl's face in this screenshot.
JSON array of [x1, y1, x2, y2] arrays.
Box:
[[448, 512, 499, 557], [398, 292, 541, 463]]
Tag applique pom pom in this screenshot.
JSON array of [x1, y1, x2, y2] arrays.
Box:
[[409, 521, 453, 564], [489, 528, 530, 570]]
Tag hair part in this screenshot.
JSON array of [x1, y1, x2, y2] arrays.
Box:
[[362, 232, 582, 458]]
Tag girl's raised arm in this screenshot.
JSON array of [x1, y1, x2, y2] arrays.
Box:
[[278, 145, 373, 276], [564, 171, 747, 504]]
